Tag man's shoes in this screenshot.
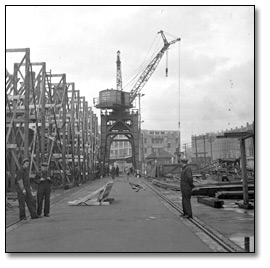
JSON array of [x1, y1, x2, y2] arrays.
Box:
[[20, 217, 27, 220], [44, 214, 50, 217], [180, 214, 193, 219], [31, 215, 42, 219]]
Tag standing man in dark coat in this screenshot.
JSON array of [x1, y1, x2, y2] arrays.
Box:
[[15, 158, 40, 220], [115, 165, 119, 177], [110, 164, 116, 180], [180, 160, 194, 219], [36, 162, 52, 217]]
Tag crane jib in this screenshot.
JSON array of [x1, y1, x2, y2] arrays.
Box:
[[129, 35, 180, 103]]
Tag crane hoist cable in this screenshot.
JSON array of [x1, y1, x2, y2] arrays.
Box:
[[122, 35, 161, 91], [129, 30, 180, 103], [123, 46, 161, 91], [178, 40, 181, 153]]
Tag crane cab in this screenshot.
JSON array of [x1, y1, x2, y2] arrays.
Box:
[[94, 89, 132, 110]]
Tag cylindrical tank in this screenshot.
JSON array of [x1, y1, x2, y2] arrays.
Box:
[[95, 89, 132, 109]]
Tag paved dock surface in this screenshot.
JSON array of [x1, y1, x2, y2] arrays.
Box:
[[6, 175, 213, 253]]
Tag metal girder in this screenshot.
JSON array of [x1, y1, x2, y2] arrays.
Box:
[[6, 48, 99, 191]]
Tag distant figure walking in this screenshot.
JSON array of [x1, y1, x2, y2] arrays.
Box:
[[124, 167, 130, 182], [116, 165, 119, 177], [180, 159, 194, 219], [110, 165, 116, 180]]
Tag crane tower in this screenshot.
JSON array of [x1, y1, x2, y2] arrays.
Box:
[[94, 31, 180, 171]]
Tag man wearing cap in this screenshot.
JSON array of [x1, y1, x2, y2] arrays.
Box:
[[180, 159, 194, 219], [36, 162, 52, 217], [15, 158, 39, 220]]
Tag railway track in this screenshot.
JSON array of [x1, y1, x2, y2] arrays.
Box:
[[7, 176, 247, 252], [140, 177, 246, 253]]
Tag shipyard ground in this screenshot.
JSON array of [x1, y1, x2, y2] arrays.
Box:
[[6, 174, 254, 253]]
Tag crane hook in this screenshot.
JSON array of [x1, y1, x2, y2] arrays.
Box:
[[166, 50, 168, 77]]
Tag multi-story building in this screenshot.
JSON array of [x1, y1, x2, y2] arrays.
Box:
[[109, 135, 132, 171], [109, 135, 132, 159], [191, 122, 254, 168], [109, 130, 181, 167], [141, 129, 181, 162]]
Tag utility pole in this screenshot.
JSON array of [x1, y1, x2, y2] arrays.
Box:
[[194, 135, 198, 165], [209, 135, 213, 162], [138, 93, 144, 170], [203, 135, 207, 165], [183, 143, 188, 159], [240, 138, 249, 207]]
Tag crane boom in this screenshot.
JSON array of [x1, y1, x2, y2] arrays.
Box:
[[129, 31, 180, 103]]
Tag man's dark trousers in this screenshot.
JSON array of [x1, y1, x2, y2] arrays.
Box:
[[16, 186, 38, 219], [181, 186, 193, 217], [37, 181, 51, 216]]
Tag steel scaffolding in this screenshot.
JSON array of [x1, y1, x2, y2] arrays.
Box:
[[6, 48, 99, 191]]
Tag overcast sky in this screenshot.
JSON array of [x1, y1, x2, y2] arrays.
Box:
[[6, 6, 254, 146]]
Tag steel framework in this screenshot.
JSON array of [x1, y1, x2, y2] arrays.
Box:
[[6, 48, 99, 191]]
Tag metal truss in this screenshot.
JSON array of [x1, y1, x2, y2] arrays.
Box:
[[6, 48, 99, 191]]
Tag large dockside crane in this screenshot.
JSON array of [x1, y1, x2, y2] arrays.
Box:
[[94, 31, 180, 171]]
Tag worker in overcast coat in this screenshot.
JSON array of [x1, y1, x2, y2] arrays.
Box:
[[110, 164, 116, 180], [180, 159, 194, 219], [35, 162, 52, 217], [15, 158, 40, 220]]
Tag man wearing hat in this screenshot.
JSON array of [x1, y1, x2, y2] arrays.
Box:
[[36, 162, 52, 217], [15, 158, 40, 220], [180, 159, 194, 219]]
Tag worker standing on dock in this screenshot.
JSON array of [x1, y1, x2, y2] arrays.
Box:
[[110, 164, 116, 180], [15, 158, 40, 220], [36, 162, 52, 217], [180, 159, 194, 219], [116, 165, 119, 177], [124, 166, 130, 182]]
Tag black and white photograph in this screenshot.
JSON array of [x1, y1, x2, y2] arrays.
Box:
[[4, 3, 261, 260]]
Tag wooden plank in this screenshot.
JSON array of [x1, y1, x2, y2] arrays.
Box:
[[192, 184, 254, 197], [7, 95, 25, 100], [68, 181, 114, 206], [215, 190, 255, 200], [6, 144, 17, 149], [6, 108, 25, 113], [197, 196, 224, 208], [98, 181, 114, 202]]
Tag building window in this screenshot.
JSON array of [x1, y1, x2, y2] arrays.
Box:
[[155, 131, 160, 135], [161, 131, 165, 134], [152, 138, 164, 144], [168, 143, 171, 148], [150, 131, 154, 135]]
